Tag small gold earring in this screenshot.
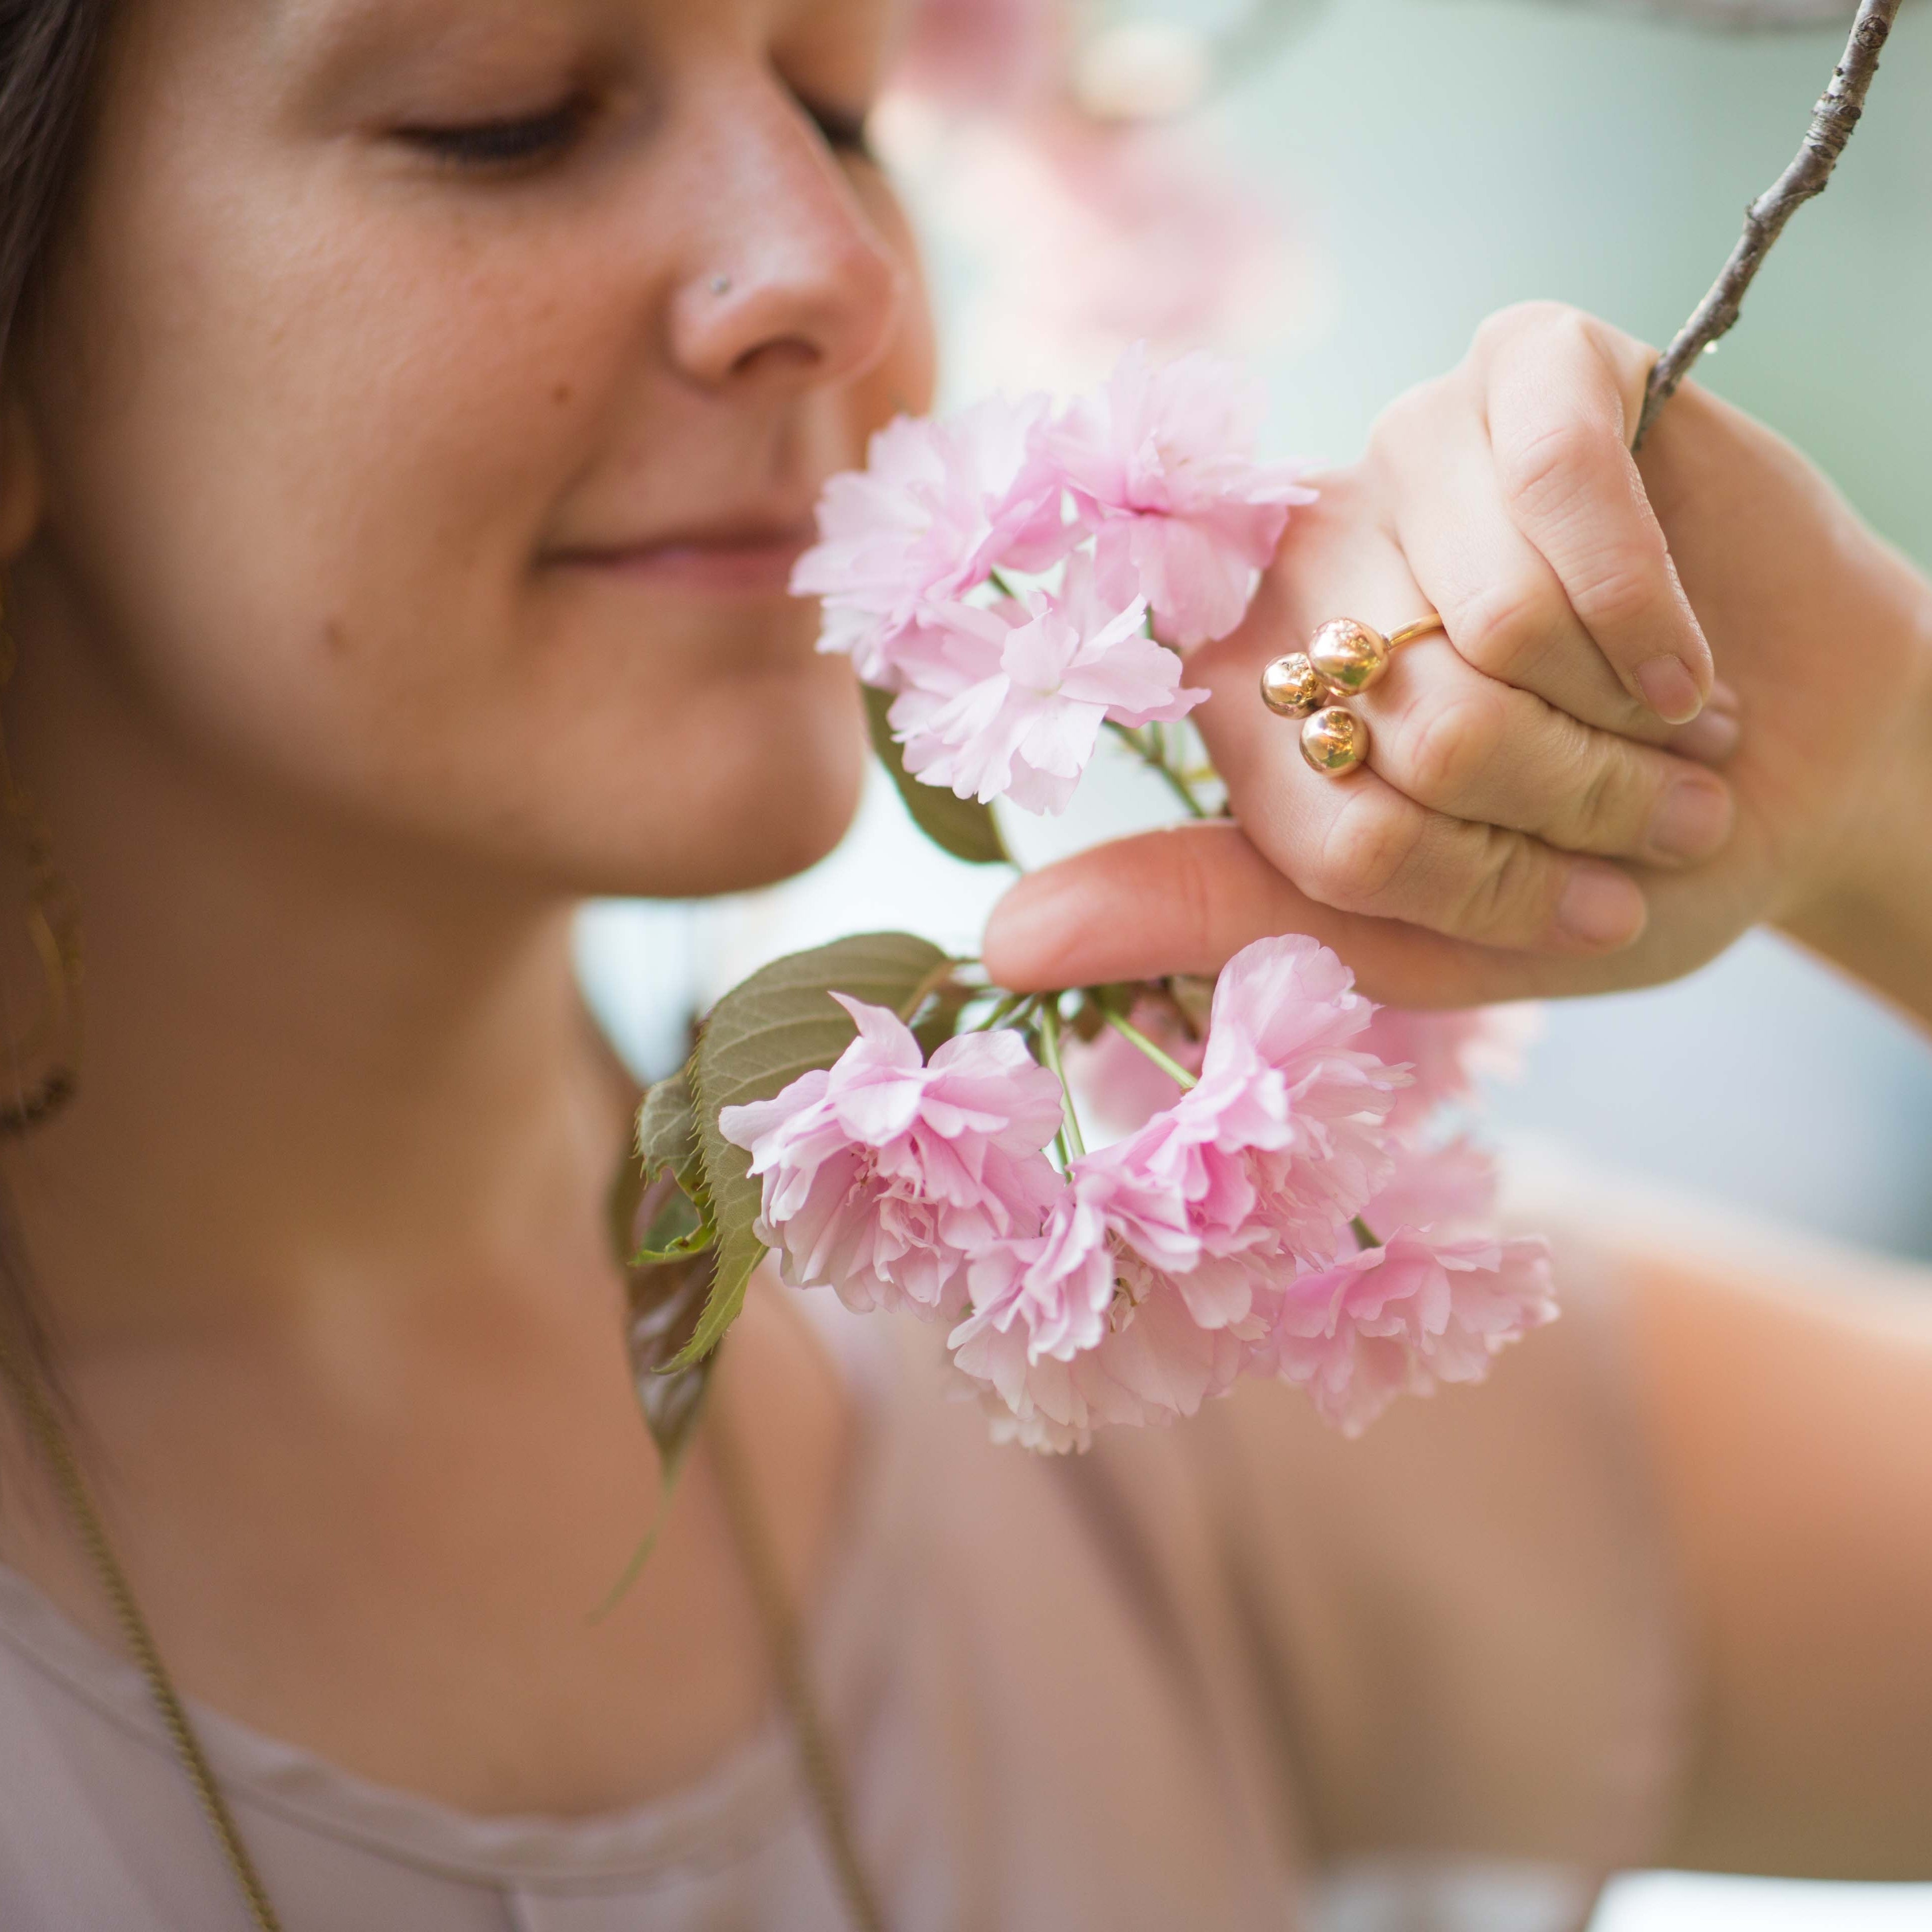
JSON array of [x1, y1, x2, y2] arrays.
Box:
[[0, 592, 82, 1134]]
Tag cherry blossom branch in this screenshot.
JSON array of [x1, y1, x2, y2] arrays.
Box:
[[1634, 0, 1903, 450], [1101, 1006, 1201, 1090], [1035, 1001, 1087, 1159]]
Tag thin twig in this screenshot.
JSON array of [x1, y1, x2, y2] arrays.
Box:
[[1035, 1001, 1086, 1158], [1634, 0, 1902, 449], [1099, 1007, 1199, 1091]]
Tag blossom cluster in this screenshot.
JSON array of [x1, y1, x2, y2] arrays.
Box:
[[720, 937, 1556, 1452], [792, 345, 1315, 815]]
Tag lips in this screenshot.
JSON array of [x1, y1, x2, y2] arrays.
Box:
[[546, 517, 820, 596]]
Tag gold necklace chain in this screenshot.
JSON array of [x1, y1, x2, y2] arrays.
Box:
[[0, 1323, 883, 1932], [705, 1395, 888, 1932], [0, 1322, 283, 1930]]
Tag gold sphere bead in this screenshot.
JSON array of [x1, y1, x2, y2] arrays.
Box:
[[1300, 705, 1369, 775], [1306, 617, 1391, 696], [1260, 652, 1326, 718]]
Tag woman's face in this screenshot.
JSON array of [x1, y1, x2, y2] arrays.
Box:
[[10, 0, 932, 897]]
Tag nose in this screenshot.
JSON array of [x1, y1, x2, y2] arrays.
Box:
[[666, 79, 905, 394]]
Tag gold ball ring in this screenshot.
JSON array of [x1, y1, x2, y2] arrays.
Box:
[[1258, 611, 1444, 776]]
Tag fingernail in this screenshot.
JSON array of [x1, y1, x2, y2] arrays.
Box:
[[1556, 864, 1647, 949], [1671, 706, 1741, 765], [1634, 655, 1704, 725], [1646, 776, 1733, 861]]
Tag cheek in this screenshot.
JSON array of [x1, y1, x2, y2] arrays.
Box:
[[28, 143, 869, 890], [848, 169, 937, 427], [37, 158, 589, 731]]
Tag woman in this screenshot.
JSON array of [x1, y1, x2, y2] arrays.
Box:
[[0, 0, 1925, 1927]]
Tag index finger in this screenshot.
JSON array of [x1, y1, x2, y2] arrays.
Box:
[[1475, 305, 1714, 725]]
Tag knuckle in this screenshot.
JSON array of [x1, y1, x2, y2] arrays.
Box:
[[1312, 789, 1424, 912], [1565, 547, 1659, 632], [1555, 747, 1630, 851], [1450, 576, 1558, 686], [1446, 831, 1554, 943], [1402, 689, 1506, 801], [1496, 415, 1602, 525]]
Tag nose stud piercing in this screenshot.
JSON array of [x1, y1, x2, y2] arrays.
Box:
[[1260, 613, 1444, 777], [710, 275, 733, 296]]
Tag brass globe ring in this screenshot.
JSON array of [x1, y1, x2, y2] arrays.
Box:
[[1258, 611, 1445, 776]]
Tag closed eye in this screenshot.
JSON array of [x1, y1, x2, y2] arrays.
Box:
[[395, 96, 591, 170]]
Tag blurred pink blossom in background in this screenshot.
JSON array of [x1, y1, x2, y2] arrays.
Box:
[[878, 0, 1319, 391]]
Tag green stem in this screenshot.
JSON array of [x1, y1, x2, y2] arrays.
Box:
[[1100, 1008, 1199, 1091], [989, 568, 1022, 600], [972, 991, 1024, 1032], [1350, 1216, 1384, 1252], [1104, 718, 1208, 820], [975, 991, 1039, 1034], [1035, 1002, 1086, 1159]]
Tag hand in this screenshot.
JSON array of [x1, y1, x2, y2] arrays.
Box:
[[986, 304, 1932, 1015]]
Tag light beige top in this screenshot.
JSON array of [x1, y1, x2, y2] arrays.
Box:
[[0, 1212, 1682, 1931]]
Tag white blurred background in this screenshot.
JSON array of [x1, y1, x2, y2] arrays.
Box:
[[577, 0, 1932, 1921]]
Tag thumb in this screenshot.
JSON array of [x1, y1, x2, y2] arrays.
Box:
[[982, 821, 1560, 1007]]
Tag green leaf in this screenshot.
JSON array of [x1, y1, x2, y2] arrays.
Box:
[[594, 1160, 722, 1621], [630, 1066, 715, 1261], [633, 1183, 714, 1265], [623, 1220, 717, 1482], [865, 684, 1012, 867], [636, 1067, 704, 1196], [678, 931, 954, 1372]]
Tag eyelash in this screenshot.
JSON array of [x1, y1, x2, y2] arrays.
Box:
[[398, 98, 590, 170], [396, 92, 872, 174]]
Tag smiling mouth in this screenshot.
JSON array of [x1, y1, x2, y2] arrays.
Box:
[[547, 521, 819, 596]]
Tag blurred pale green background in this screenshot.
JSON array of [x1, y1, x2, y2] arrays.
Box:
[[1199, 0, 1932, 1260]]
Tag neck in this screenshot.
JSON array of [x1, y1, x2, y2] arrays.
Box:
[[0, 578, 634, 1352]]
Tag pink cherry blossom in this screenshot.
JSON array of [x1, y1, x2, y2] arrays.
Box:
[[948, 1122, 1253, 1451], [886, 569, 1203, 815], [1361, 1135, 1502, 1237], [1049, 344, 1317, 647], [950, 1136, 1200, 1356], [1168, 933, 1406, 1275], [792, 396, 1074, 685], [1257, 1140, 1557, 1436], [892, 0, 1068, 111], [1261, 1228, 1557, 1438], [1360, 1004, 1545, 1138], [717, 995, 1065, 1321], [952, 1249, 1248, 1455]]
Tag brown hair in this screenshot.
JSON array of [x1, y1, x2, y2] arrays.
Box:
[[0, 0, 108, 1383], [0, 1, 107, 368]]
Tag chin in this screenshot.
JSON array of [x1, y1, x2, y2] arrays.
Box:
[[599, 688, 868, 899]]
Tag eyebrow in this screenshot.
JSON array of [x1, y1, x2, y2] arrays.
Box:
[[273, 0, 602, 116]]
